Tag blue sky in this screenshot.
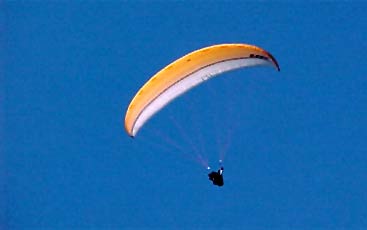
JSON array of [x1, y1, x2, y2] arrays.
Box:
[[3, 2, 367, 229]]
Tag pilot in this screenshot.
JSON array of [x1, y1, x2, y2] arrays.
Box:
[[208, 167, 224, 186]]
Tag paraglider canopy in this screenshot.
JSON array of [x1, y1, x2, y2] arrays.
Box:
[[124, 43, 280, 137]]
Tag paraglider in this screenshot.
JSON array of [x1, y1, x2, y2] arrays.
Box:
[[208, 167, 224, 186], [124, 43, 280, 137], [124, 43, 280, 187]]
